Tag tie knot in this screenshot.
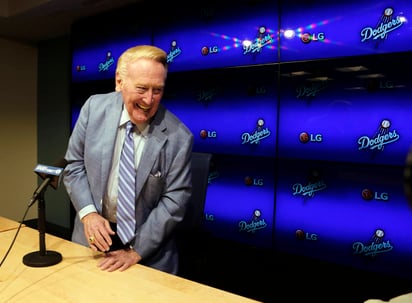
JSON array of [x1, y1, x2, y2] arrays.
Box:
[[126, 121, 134, 136]]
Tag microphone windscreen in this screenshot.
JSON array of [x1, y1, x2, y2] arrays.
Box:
[[34, 158, 67, 190]]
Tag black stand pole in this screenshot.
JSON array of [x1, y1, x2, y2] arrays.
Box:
[[23, 190, 62, 267]]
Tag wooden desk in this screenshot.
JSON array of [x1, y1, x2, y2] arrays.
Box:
[[0, 226, 262, 303], [0, 216, 23, 232]]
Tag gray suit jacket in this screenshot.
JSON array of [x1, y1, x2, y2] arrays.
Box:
[[63, 91, 194, 274]]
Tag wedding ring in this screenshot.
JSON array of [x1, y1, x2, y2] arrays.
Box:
[[89, 235, 95, 243]]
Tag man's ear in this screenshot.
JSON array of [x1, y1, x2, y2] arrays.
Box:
[[115, 72, 122, 92]]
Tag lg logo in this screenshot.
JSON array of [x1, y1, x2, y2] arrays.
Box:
[[300, 32, 325, 44]]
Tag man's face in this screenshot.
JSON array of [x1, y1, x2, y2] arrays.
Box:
[[117, 58, 166, 125]]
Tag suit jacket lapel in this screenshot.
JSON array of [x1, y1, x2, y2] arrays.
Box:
[[101, 93, 123, 190]]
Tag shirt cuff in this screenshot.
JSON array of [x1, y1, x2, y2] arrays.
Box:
[[78, 205, 98, 221]]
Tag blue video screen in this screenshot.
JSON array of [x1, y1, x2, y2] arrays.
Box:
[[279, 0, 412, 62], [277, 52, 412, 166], [201, 154, 276, 249], [70, 4, 153, 83], [71, 36, 152, 83], [274, 158, 412, 279], [153, 0, 278, 72], [70, 0, 412, 82], [162, 65, 278, 158]]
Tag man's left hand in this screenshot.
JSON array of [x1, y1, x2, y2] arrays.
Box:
[[98, 248, 142, 272]]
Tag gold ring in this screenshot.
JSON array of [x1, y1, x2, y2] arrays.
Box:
[[89, 235, 95, 243]]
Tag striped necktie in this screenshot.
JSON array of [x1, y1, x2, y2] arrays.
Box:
[[117, 121, 136, 244]]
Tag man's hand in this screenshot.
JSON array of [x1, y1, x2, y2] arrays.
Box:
[[82, 212, 115, 252], [98, 248, 142, 272]]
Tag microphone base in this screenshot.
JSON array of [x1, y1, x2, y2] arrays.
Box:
[[23, 250, 62, 267]]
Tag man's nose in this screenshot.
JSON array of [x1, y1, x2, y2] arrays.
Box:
[[142, 91, 154, 103]]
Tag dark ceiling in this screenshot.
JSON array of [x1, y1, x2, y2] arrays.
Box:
[[0, 0, 143, 45]]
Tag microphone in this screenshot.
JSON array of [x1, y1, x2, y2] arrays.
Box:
[[28, 158, 68, 207], [22, 158, 68, 267]]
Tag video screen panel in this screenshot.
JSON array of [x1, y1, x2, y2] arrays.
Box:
[[70, 3, 153, 83], [279, 0, 412, 62], [153, 0, 278, 72], [274, 158, 412, 279], [162, 65, 278, 158], [201, 154, 276, 249], [277, 52, 412, 166], [71, 36, 152, 83]]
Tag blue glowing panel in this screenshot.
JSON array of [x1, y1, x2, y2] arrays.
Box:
[[274, 158, 412, 279], [153, 0, 278, 72], [71, 36, 152, 83], [70, 7, 153, 83], [201, 154, 275, 249], [280, 0, 412, 62], [162, 66, 278, 158], [277, 53, 412, 166]]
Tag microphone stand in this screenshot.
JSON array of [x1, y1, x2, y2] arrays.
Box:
[[23, 183, 62, 267]]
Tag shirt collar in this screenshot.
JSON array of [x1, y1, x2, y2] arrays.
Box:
[[120, 107, 149, 136]]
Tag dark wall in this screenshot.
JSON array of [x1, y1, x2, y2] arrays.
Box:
[[37, 36, 72, 231]]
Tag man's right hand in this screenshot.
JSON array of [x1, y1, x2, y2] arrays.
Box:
[[82, 212, 115, 252]]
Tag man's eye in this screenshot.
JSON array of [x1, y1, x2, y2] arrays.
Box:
[[134, 87, 163, 94]]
